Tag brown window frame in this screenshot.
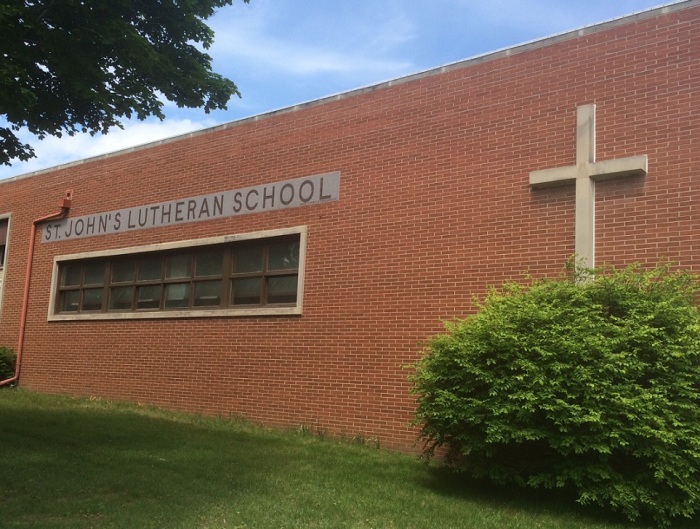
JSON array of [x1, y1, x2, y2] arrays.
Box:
[[51, 230, 304, 319]]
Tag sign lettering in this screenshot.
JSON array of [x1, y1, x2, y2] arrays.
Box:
[[43, 172, 340, 243]]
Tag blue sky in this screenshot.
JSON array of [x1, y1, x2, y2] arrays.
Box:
[[0, 0, 675, 180]]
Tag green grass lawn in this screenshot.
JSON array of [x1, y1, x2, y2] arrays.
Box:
[[0, 390, 691, 529]]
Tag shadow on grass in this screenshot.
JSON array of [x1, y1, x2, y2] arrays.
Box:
[[1, 396, 294, 529], [3, 391, 698, 529], [416, 463, 698, 529]]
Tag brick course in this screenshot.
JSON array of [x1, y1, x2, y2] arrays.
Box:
[[1, 2, 699, 451]]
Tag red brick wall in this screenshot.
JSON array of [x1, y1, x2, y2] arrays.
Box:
[[1, 4, 699, 451]]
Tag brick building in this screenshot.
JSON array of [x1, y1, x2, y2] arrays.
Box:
[[1, 1, 698, 451]]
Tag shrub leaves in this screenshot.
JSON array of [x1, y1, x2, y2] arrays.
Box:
[[410, 263, 700, 527]]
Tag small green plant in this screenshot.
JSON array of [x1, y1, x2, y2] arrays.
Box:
[[0, 346, 16, 382], [410, 263, 700, 527]]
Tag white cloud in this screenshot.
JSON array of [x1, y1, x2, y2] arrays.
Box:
[[209, 0, 415, 78], [454, 0, 666, 36], [218, 33, 409, 76]]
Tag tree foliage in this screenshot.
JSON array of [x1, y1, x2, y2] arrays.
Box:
[[410, 263, 700, 527], [0, 0, 248, 165]]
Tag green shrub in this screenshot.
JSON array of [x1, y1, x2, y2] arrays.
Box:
[[410, 263, 700, 527], [0, 346, 17, 382]]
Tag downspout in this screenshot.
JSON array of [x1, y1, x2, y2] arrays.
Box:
[[0, 191, 73, 387]]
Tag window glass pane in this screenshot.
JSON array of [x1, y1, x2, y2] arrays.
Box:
[[268, 241, 299, 271], [165, 254, 191, 279], [138, 255, 162, 281], [195, 249, 223, 277], [0, 220, 7, 266], [109, 286, 134, 311], [232, 278, 261, 305], [137, 285, 161, 309], [81, 288, 103, 311], [234, 246, 263, 273], [165, 284, 190, 308], [60, 290, 80, 312], [62, 264, 82, 286], [267, 276, 298, 304], [84, 262, 105, 285], [112, 259, 135, 283], [194, 281, 221, 307]]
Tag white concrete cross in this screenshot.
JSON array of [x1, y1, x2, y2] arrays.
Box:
[[529, 104, 648, 268]]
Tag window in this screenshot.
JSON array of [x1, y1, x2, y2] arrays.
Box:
[[50, 227, 306, 320], [0, 217, 8, 315], [0, 218, 7, 270]]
